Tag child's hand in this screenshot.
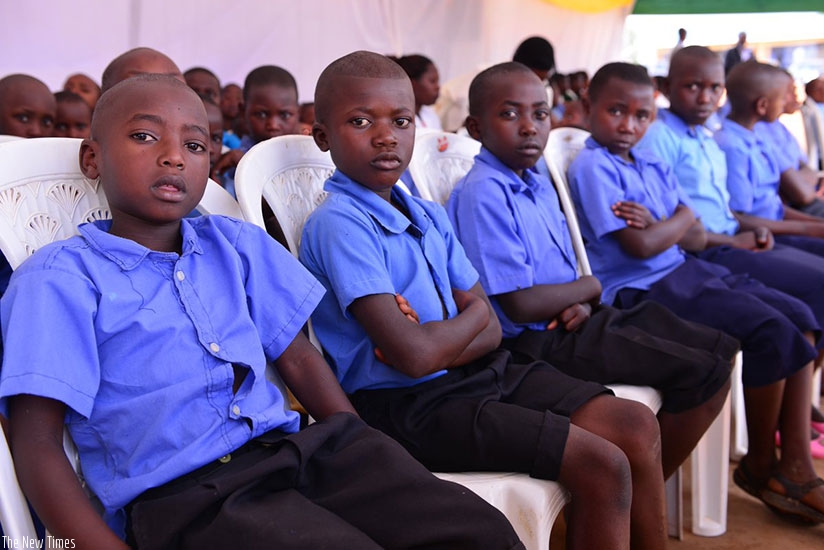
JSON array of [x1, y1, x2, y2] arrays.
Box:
[[211, 149, 245, 178], [395, 293, 420, 324], [732, 228, 773, 251], [612, 201, 655, 229], [546, 303, 591, 332]]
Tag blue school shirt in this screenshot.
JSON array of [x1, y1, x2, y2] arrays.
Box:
[[0, 216, 323, 535], [447, 148, 578, 338], [714, 118, 784, 221], [568, 138, 689, 304], [299, 170, 478, 394], [754, 119, 807, 173], [638, 109, 740, 236]]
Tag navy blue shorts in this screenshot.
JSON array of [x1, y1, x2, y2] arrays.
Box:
[[615, 256, 818, 387]]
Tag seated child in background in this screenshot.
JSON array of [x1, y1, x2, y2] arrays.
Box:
[[0, 74, 56, 138], [396, 54, 442, 131], [53, 91, 92, 139], [198, 94, 224, 171], [220, 83, 244, 149], [100, 47, 184, 92], [63, 72, 101, 110], [447, 62, 734, 481], [555, 98, 588, 130], [184, 66, 221, 103], [0, 74, 520, 550], [301, 50, 670, 550], [715, 61, 824, 253], [638, 46, 824, 450], [754, 69, 824, 216], [569, 62, 824, 524], [211, 65, 300, 195]]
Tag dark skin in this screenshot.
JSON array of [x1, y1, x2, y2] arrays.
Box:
[[8, 78, 356, 546]]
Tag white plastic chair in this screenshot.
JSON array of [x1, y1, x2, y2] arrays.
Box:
[[545, 126, 733, 537], [235, 134, 570, 549], [0, 137, 241, 540], [407, 131, 481, 204]]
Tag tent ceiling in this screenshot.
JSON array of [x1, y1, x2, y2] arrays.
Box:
[[633, 0, 823, 14]]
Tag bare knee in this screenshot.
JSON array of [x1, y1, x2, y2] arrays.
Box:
[[560, 427, 633, 509]]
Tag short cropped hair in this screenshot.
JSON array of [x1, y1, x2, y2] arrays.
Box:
[[184, 67, 218, 81], [242, 66, 297, 102], [396, 55, 435, 81], [668, 46, 722, 78], [54, 90, 87, 105], [512, 37, 555, 72], [92, 74, 198, 140], [468, 62, 536, 117], [725, 61, 786, 111], [588, 62, 652, 103], [314, 51, 409, 124]]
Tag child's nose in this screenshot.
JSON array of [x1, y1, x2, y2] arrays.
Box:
[[159, 144, 185, 169], [519, 120, 537, 135], [373, 122, 398, 147]]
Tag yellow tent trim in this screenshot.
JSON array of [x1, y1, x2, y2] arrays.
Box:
[[541, 0, 634, 13]]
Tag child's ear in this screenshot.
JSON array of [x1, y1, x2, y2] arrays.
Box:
[[312, 122, 330, 152], [754, 96, 768, 117], [581, 93, 592, 116], [79, 139, 101, 179], [464, 116, 481, 141]]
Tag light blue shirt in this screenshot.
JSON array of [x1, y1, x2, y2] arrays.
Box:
[[639, 109, 739, 236], [0, 216, 323, 534], [447, 148, 578, 338], [299, 170, 478, 393], [715, 118, 784, 221], [568, 138, 688, 304], [754, 119, 808, 173]]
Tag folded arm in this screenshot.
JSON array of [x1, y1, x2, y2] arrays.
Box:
[[496, 275, 601, 330], [735, 210, 824, 238], [613, 202, 696, 258], [349, 282, 499, 379]]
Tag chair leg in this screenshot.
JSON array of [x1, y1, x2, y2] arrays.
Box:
[[730, 353, 748, 460], [665, 468, 683, 539], [690, 390, 731, 537]]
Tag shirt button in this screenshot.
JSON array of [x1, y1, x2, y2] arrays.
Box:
[[210, 342, 220, 353], [232, 405, 241, 416], [176, 271, 185, 281]]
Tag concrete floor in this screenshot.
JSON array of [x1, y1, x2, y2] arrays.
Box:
[[550, 457, 824, 549]]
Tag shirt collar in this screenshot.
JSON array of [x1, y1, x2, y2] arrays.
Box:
[[584, 136, 662, 170], [475, 147, 544, 194], [324, 170, 430, 235], [79, 218, 204, 270], [721, 118, 757, 145], [657, 108, 713, 140]]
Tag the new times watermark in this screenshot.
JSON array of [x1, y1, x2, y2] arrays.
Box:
[[2, 536, 75, 549]]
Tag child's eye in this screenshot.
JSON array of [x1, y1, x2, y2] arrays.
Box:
[[711, 85, 723, 93], [395, 117, 412, 128], [687, 83, 699, 92], [185, 142, 207, 153], [130, 132, 156, 142], [500, 110, 517, 120], [608, 107, 623, 116], [279, 111, 293, 121], [637, 112, 651, 122], [54, 123, 68, 132], [13, 113, 30, 123], [253, 111, 268, 120], [350, 117, 370, 128], [534, 109, 550, 121], [42, 117, 54, 128], [211, 133, 223, 144]]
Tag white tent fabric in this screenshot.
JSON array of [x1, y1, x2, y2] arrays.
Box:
[[1, 0, 631, 102]]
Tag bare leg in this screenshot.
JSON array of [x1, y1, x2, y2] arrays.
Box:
[[658, 377, 731, 479], [558, 421, 632, 550], [571, 395, 667, 550]]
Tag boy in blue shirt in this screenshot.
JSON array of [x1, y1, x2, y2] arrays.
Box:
[[569, 62, 824, 524], [638, 47, 824, 448], [446, 61, 735, 481], [301, 50, 670, 550], [0, 74, 521, 550], [715, 61, 824, 255]]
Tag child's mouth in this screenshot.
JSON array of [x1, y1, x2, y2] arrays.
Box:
[[372, 152, 402, 170]]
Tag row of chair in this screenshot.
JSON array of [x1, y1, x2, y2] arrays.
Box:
[[0, 132, 726, 548]]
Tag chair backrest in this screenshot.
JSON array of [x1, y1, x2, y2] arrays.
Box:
[[0, 135, 23, 144], [802, 100, 824, 173], [234, 135, 335, 256], [543, 127, 592, 276], [408, 131, 481, 204]]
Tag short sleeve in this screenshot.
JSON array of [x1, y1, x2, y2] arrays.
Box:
[[429, 201, 479, 292], [0, 260, 101, 418], [568, 151, 628, 240], [717, 137, 754, 213]]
